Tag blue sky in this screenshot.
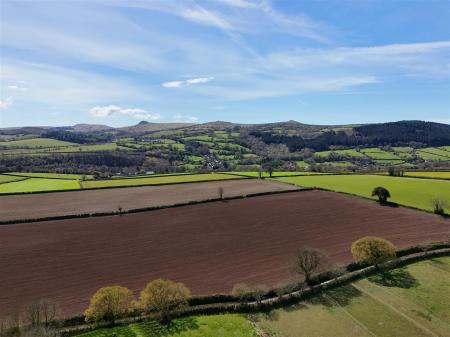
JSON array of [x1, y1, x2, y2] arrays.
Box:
[[0, 0, 449, 127]]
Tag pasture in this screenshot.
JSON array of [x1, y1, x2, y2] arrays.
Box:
[[76, 314, 256, 337], [0, 172, 243, 194], [0, 137, 75, 148], [404, 171, 450, 179], [256, 256, 450, 337], [275, 174, 450, 212], [0, 178, 80, 193], [0, 174, 27, 184], [7, 172, 90, 179], [1, 190, 447, 317]]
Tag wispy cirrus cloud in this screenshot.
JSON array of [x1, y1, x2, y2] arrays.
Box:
[[89, 105, 161, 121], [7, 85, 28, 91], [162, 77, 214, 88]]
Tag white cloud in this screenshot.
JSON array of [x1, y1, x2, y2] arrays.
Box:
[[163, 77, 214, 88], [7, 85, 28, 91], [0, 97, 13, 109], [89, 105, 161, 121], [173, 113, 199, 123]]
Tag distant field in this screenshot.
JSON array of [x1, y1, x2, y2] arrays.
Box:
[[321, 161, 354, 167], [416, 148, 450, 161], [80, 173, 240, 189], [276, 174, 450, 212], [315, 149, 365, 158], [8, 172, 90, 179], [225, 171, 330, 178], [0, 174, 27, 184], [256, 256, 450, 337], [0, 178, 80, 193], [0, 137, 75, 148], [76, 314, 256, 337], [360, 148, 402, 160], [405, 171, 450, 179]]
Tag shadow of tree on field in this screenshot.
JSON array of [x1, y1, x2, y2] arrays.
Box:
[[322, 284, 363, 307], [368, 268, 419, 289], [379, 201, 399, 208], [134, 317, 199, 336], [281, 302, 307, 313]]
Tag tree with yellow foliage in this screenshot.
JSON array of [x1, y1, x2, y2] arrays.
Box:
[[139, 279, 190, 323], [351, 236, 396, 265], [84, 286, 133, 323]]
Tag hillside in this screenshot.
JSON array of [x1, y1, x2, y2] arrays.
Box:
[[0, 120, 449, 175]]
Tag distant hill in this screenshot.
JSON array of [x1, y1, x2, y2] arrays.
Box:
[[71, 124, 113, 133], [117, 121, 195, 135]]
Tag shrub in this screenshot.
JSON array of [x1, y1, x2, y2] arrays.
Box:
[[139, 279, 190, 323], [231, 283, 251, 303], [84, 286, 133, 323], [371, 186, 391, 203], [351, 236, 396, 265], [431, 198, 447, 215]]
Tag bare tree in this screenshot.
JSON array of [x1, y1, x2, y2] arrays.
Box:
[[293, 247, 329, 284], [252, 285, 268, 304], [25, 300, 58, 327]]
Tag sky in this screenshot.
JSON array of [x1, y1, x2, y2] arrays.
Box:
[[0, 0, 449, 127]]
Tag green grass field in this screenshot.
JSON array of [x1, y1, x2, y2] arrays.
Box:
[[8, 172, 91, 179], [225, 171, 329, 178], [416, 149, 450, 161], [0, 178, 80, 193], [0, 174, 28, 184], [80, 173, 241, 189], [360, 149, 402, 160], [0, 137, 76, 148], [255, 256, 450, 337], [315, 149, 365, 158], [275, 174, 450, 212], [76, 314, 256, 337], [321, 161, 354, 167], [404, 171, 450, 179]]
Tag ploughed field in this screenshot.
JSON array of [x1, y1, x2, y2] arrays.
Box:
[[0, 179, 297, 222], [0, 191, 448, 318]]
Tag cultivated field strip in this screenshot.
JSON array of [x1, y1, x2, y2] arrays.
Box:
[[0, 179, 298, 222], [0, 190, 448, 317]]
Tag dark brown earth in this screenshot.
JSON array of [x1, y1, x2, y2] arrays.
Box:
[[0, 190, 448, 318], [0, 179, 297, 222]]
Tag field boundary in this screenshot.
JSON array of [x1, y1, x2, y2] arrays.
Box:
[[0, 176, 249, 196], [58, 247, 450, 336], [0, 187, 305, 225], [0, 176, 30, 185]]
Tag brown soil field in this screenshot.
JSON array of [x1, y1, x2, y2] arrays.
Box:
[[0, 190, 448, 318], [0, 179, 297, 222]]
